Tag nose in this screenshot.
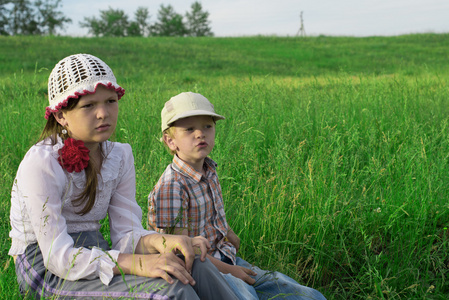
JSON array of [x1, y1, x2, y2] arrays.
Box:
[[195, 129, 205, 138], [96, 104, 110, 119]]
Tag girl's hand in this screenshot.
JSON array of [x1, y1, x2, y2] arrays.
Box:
[[190, 236, 211, 260], [116, 252, 195, 285], [143, 234, 210, 274]]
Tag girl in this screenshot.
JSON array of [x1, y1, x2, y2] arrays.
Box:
[[9, 54, 237, 299]]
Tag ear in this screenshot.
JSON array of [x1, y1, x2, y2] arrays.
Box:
[[163, 133, 178, 152], [53, 111, 67, 127]]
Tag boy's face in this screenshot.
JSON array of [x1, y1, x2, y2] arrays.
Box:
[[165, 115, 216, 170]]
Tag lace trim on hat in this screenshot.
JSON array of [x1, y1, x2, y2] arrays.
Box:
[[45, 82, 125, 119]]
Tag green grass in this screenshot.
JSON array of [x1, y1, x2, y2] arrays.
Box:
[[1, 34, 449, 299]]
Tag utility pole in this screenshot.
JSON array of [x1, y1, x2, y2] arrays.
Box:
[[296, 11, 306, 37]]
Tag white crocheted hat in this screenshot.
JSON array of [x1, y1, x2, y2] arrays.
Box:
[[45, 54, 125, 119]]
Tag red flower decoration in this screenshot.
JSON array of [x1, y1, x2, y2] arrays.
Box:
[[58, 138, 90, 173]]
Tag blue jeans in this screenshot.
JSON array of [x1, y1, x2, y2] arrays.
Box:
[[222, 257, 327, 300]]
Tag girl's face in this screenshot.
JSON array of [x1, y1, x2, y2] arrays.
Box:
[[54, 85, 119, 151]]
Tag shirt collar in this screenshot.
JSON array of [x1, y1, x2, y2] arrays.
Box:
[[172, 155, 217, 182]]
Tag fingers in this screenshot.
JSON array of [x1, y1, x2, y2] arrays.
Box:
[[172, 252, 187, 269], [152, 234, 210, 276], [235, 268, 256, 285], [238, 266, 257, 285], [244, 275, 256, 285], [230, 265, 257, 285], [192, 236, 210, 261], [154, 268, 175, 284], [244, 267, 258, 277], [154, 253, 196, 285], [172, 237, 196, 273], [175, 236, 210, 271]]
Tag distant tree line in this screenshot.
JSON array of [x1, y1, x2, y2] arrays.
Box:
[[0, 0, 213, 37], [80, 2, 213, 37], [0, 0, 71, 35]]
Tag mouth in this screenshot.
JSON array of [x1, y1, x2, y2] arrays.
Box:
[[96, 124, 110, 131], [197, 141, 208, 148]]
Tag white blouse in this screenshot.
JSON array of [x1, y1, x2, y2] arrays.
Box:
[[9, 137, 155, 285]]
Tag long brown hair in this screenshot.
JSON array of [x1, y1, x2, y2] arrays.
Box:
[[39, 98, 101, 215]]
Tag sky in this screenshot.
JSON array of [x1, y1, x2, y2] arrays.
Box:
[[60, 0, 449, 37]]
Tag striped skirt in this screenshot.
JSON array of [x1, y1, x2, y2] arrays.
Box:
[[14, 231, 237, 299]]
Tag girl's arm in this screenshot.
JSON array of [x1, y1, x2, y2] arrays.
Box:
[[15, 146, 120, 285]]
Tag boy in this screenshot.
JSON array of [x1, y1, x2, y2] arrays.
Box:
[[148, 92, 327, 300]]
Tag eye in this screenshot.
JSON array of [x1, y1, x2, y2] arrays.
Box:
[[185, 127, 194, 132], [81, 103, 93, 109], [108, 99, 117, 104]]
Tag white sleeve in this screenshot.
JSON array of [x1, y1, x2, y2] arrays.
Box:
[[16, 146, 119, 285], [108, 144, 156, 253]]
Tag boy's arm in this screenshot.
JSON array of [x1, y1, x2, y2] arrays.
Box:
[[207, 254, 257, 285], [226, 228, 240, 252]]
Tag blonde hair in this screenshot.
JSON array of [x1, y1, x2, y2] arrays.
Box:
[[162, 127, 177, 155]]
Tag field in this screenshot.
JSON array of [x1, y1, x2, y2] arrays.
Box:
[[1, 34, 449, 299]]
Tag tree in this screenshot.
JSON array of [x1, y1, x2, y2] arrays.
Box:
[[1, 0, 70, 36], [80, 7, 129, 37], [10, 0, 40, 35], [35, 0, 71, 35], [127, 21, 140, 37], [150, 4, 187, 37], [185, 1, 213, 37], [0, 0, 12, 35], [134, 6, 150, 36], [79, 15, 102, 37]]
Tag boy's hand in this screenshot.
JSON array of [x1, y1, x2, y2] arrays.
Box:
[[226, 229, 240, 252], [228, 265, 257, 285]]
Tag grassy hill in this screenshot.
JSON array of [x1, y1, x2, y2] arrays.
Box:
[[1, 34, 449, 299]]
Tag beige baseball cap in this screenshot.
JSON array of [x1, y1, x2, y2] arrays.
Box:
[[161, 92, 225, 132]]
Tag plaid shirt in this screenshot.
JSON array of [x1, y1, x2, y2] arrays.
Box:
[[148, 155, 236, 264]]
